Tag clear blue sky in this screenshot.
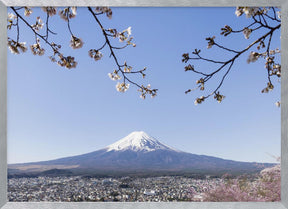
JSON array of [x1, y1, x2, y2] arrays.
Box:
[[7, 7, 281, 164]]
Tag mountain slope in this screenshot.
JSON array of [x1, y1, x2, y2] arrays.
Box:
[[8, 131, 275, 176]]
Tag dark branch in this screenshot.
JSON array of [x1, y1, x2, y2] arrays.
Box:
[[184, 7, 281, 104]]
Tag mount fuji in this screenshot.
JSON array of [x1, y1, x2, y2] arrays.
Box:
[[105, 131, 179, 152], [8, 131, 275, 177]]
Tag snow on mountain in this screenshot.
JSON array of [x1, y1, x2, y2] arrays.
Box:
[[8, 131, 276, 176], [105, 131, 180, 152]]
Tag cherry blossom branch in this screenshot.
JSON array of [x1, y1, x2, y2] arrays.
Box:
[[88, 7, 158, 98], [11, 7, 58, 52], [8, 6, 157, 98], [183, 7, 281, 105]]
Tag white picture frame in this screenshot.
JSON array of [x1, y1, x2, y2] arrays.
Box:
[[0, 0, 287, 209]]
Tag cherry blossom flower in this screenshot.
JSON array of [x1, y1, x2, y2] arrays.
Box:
[[7, 13, 16, 20], [59, 7, 77, 21], [108, 72, 121, 81], [206, 36, 215, 49], [70, 36, 83, 49], [247, 51, 260, 63], [57, 54, 77, 69], [194, 96, 205, 105], [116, 82, 130, 92], [123, 65, 132, 73], [30, 39, 45, 56], [41, 7, 57, 16], [31, 17, 44, 31], [7, 39, 27, 54], [243, 27, 252, 39], [24, 7, 32, 17], [95, 7, 112, 19], [235, 7, 259, 18], [88, 49, 103, 61]]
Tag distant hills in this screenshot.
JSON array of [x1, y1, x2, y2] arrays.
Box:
[[8, 131, 275, 177]]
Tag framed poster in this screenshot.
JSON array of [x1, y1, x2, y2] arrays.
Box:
[[0, 0, 287, 209]]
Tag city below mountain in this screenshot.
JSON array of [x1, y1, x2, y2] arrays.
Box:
[[8, 131, 275, 177]]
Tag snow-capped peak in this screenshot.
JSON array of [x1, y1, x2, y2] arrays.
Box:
[[105, 131, 179, 152]]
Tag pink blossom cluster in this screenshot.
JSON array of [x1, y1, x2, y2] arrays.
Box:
[[203, 165, 280, 202]]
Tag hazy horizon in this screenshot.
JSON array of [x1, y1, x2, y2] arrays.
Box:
[[8, 130, 279, 165]]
